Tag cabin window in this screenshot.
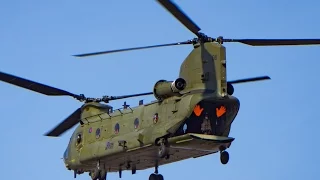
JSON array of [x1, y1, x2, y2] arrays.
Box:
[[96, 128, 101, 139], [153, 113, 159, 124], [134, 118, 139, 129], [114, 123, 120, 134]]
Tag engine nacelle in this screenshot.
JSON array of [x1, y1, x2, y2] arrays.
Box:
[[153, 78, 186, 101]]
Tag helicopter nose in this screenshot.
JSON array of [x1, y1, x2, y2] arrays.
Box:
[[62, 157, 71, 169], [62, 157, 68, 166], [64, 162, 70, 169]]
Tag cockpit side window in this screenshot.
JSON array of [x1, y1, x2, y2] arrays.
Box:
[[76, 133, 82, 146]]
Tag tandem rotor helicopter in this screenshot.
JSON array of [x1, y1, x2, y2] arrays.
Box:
[[1, 0, 320, 180]]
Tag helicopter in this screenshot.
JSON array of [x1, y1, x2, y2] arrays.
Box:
[[1, 0, 320, 180]]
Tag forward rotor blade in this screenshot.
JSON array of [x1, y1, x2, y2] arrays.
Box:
[[157, 0, 201, 37], [228, 76, 271, 84], [73, 41, 190, 57], [223, 39, 320, 46], [0, 71, 82, 99], [107, 92, 154, 101], [45, 108, 81, 137]]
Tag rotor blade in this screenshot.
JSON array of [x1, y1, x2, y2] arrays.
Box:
[[157, 0, 201, 37], [228, 76, 271, 84], [45, 108, 81, 137], [0, 71, 82, 99], [73, 41, 190, 57], [223, 39, 320, 46], [107, 92, 154, 101]]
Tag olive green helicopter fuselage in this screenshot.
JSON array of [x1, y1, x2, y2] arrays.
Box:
[[62, 42, 240, 173]]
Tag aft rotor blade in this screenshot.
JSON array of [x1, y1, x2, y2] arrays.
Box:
[[228, 76, 271, 84], [73, 41, 190, 57], [107, 92, 154, 101], [45, 108, 81, 137], [157, 0, 201, 37], [223, 39, 320, 46], [0, 71, 83, 100]]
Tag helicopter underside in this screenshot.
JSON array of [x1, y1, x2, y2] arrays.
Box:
[[77, 133, 234, 175]]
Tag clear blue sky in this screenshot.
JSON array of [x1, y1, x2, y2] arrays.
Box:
[[1, 0, 319, 179]]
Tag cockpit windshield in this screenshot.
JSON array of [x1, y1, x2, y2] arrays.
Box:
[[63, 136, 73, 162], [63, 147, 69, 161]]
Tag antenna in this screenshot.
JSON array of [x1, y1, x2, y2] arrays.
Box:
[[122, 101, 130, 109]]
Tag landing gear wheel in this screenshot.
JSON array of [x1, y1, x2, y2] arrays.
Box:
[[220, 151, 229, 165], [90, 169, 107, 180], [100, 170, 107, 180], [149, 174, 158, 180], [158, 144, 169, 158], [149, 173, 164, 180], [157, 174, 164, 180], [90, 170, 100, 180]]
